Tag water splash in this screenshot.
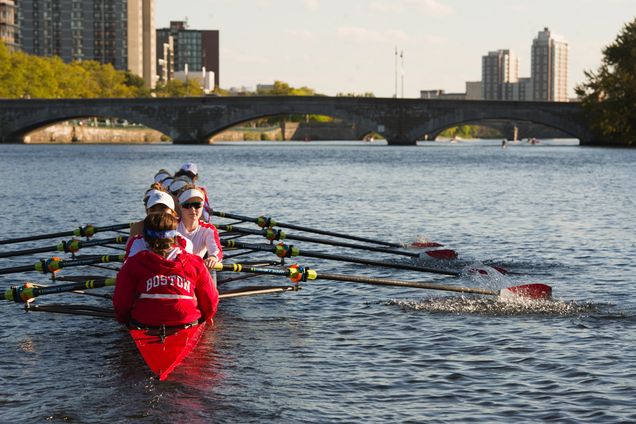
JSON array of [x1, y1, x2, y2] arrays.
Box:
[[386, 296, 609, 317]]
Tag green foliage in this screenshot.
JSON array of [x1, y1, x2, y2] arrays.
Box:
[[575, 18, 636, 146], [438, 125, 501, 139], [0, 41, 150, 98], [256, 80, 316, 96], [154, 79, 204, 97]]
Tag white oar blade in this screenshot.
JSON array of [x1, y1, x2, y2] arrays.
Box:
[[499, 283, 552, 301]]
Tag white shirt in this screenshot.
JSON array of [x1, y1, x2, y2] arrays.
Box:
[[177, 220, 222, 259]]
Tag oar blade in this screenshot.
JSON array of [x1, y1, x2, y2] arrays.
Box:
[[424, 249, 458, 260], [499, 284, 552, 301]]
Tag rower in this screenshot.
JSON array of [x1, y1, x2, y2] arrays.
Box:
[[113, 212, 219, 327], [126, 190, 193, 259], [176, 185, 223, 285], [175, 162, 214, 222]]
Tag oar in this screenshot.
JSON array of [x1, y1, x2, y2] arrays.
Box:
[[3, 278, 116, 302], [216, 224, 458, 260], [0, 254, 124, 275], [214, 263, 552, 300], [3, 277, 298, 303], [0, 223, 133, 246], [222, 240, 461, 276], [0, 236, 128, 258], [214, 210, 407, 248]]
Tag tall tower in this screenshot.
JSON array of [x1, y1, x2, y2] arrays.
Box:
[[0, 0, 18, 50], [531, 27, 568, 101], [481, 49, 519, 100]]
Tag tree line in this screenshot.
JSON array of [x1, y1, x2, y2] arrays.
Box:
[[0, 41, 205, 98]]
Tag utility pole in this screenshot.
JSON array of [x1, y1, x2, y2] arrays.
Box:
[[394, 46, 398, 98], [400, 50, 404, 98]]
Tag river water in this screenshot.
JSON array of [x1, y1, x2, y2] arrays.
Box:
[[0, 139, 635, 423]]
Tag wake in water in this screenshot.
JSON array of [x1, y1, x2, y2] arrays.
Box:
[[386, 296, 612, 317]]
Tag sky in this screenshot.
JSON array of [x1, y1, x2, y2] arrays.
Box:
[[155, 0, 634, 98]]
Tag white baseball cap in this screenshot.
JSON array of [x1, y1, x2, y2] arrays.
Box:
[[146, 191, 175, 211], [154, 169, 172, 183], [180, 162, 198, 176], [169, 177, 190, 194]]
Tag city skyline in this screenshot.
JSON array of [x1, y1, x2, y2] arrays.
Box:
[[155, 0, 632, 98]]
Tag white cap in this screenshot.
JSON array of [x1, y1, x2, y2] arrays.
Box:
[[146, 191, 175, 211], [154, 169, 172, 183], [180, 162, 198, 176], [169, 178, 189, 194], [178, 189, 205, 204], [143, 188, 162, 203], [160, 177, 173, 190]]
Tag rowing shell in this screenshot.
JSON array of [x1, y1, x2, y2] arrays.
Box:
[[129, 321, 207, 380]]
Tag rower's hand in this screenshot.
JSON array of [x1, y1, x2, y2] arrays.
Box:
[[204, 256, 219, 269]]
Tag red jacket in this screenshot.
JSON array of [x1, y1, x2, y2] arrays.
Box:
[[113, 248, 218, 327]]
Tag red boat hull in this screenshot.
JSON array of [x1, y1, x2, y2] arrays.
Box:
[[129, 321, 207, 380]]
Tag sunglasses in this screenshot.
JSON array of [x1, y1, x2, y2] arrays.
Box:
[[181, 201, 203, 209]]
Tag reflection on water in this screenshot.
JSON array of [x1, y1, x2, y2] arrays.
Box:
[[0, 140, 635, 423]]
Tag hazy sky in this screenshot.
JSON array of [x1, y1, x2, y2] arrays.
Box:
[[155, 0, 633, 98]]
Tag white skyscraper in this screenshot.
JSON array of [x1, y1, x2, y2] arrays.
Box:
[[531, 27, 568, 102]]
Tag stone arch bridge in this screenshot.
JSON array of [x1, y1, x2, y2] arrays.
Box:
[[0, 96, 594, 145]]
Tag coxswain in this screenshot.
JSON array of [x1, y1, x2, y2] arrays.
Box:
[[176, 185, 223, 284], [175, 163, 214, 222], [113, 212, 219, 327], [126, 190, 193, 258]]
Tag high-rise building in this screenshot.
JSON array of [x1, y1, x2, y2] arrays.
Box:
[[0, 0, 18, 50], [17, 0, 155, 87], [127, 0, 156, 87], [481, 49, 519, 100], [157, 21, 219, 90], [531, 27, 568, 102]]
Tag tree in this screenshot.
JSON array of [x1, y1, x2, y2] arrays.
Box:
[[575, 18, 636, 146], [154, 79, 203, 97]]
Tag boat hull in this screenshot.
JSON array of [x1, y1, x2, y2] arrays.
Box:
[[129, 321, 207, 380]]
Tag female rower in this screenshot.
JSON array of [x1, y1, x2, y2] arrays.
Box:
[[126, 190, 193, 258], [113, 212, 218, 327], [154, 169, 172, 185], [176, 185, 223, 274], [175, 163, 214, 222]]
